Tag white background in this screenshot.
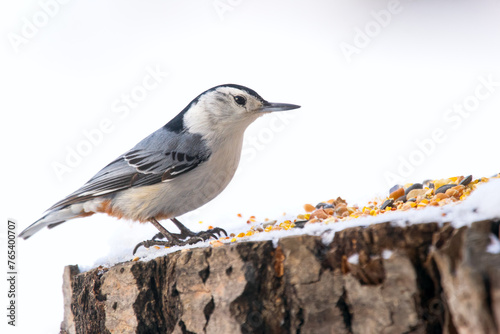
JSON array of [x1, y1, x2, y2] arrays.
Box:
[[1, 0, 500, 332]]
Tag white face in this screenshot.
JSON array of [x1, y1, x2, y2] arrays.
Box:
[[184, 86, 267, 140], [204, 86, 266, 122]]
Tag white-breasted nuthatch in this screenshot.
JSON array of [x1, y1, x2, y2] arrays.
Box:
[[19, 84, 300, 253]]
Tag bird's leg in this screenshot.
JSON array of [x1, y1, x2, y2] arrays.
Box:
[[150, 218, 190, 241], [133, 218, 187, 254], [149, 217, 177, 242], [133, 218, 227, 254], [151, 218, 227, 241], [133, 217, 221, 254], [170, 217, 227, 240]]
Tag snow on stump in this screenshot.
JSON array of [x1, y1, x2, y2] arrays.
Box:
[[59, 219, 500, 334]]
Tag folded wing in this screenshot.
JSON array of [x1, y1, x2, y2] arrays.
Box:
[[48, 128, 211, 211]]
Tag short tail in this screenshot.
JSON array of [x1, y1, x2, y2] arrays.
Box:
[[18, 207, 93, 240]]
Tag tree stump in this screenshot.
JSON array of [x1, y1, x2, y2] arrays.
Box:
[[60, 219, 500, 334]]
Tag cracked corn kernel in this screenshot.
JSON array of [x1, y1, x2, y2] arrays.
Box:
[[230, 238, 237, 242], [237, 232, 245, 238], [304, 204, 315, 212], [211, 240, 224, 247]]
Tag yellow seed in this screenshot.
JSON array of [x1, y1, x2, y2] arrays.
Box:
[[370, 209, 376, 216], [420, 199, 429, 204], [230, 237, 237, 242], [198, 221, 203, 224], [133, 257, 139, 261], [265, 226, 272, 232], [304, 213, 311, 220], [434, 179, 450, 189], [237, 232, 245, 238], [245, 231, 254, 236], [409, 202, 417, 208]]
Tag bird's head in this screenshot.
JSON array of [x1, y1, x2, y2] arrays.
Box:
[[174, 84, 300, 141]]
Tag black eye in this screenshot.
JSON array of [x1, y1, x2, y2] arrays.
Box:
[[234, 95, 246, 106]]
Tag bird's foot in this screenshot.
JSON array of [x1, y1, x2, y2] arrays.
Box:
[[132, 237, 203, 255], [134, 227, 227, 255], [182, 227, 227, 241], [151, 226, 227, 242]]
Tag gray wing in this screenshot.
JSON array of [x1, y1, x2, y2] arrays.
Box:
[[48, 128, 211, 210]]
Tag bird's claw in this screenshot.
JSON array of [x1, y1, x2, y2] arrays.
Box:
[[192, 227, 227, 241], [150, 227, 227, 241], [206, 227, 228, 238], [133, 227, 227, 255], [133, 240, 171, 255], [132, 237, 204, 255]]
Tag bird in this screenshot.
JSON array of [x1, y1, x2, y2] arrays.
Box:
[[18, 84, 300, 253]]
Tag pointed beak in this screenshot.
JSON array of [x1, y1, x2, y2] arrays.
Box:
[[259, 101, 301, 113]]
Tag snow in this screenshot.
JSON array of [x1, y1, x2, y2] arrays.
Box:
[[90, 178, 500, 270], [382, 250, 394, 260], [487, 234, 500, 254], [347, 253, 359, 264]]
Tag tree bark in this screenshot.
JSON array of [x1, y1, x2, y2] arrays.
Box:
[[60, 220, 500, 334]]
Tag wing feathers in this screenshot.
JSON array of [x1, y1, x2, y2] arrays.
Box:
[[47, 129, 211, 212]]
